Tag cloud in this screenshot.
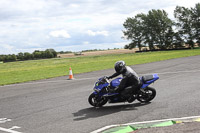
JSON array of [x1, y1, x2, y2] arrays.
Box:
[[87, 30, 109, 36], [49, 30, 71, 38], [0, 44, 15, 54], [83, 41, 90, 45], [2, 44, 14, 50], [69, 4, 80, 8], [0, 0, 199, 54]]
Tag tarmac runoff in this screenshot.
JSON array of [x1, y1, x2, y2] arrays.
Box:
[[91, 116, 200, 133]]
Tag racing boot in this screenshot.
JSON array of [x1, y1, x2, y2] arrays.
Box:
[[127, 95, 136, 103]]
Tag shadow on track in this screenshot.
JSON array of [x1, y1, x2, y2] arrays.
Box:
[[73, 102, 150, 121]]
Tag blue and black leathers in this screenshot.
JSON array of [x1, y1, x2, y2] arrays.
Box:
[[108, 66, 141, 99]]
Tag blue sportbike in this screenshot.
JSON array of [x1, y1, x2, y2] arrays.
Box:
[[88, 74, 159, 107]]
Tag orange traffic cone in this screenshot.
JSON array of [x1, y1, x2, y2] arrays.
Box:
[[68, 67, 74, 80]]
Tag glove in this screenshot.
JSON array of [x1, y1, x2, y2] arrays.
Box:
[[106, 76, 111, 79]]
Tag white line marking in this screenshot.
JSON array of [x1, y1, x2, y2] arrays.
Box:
[[123, 115, 200, 126], [1, 69, 200, 87], [91, 115, 200, 133], [0, 127, 22, 133], [90, 125, 118, 133], [0, 118, 11, 123], [9, 126, 21, 130], [143, 69, 200, 75]]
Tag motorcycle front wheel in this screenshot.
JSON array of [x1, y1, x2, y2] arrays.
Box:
[[137, 87, 156, 103], [88, 93, 108, 107]]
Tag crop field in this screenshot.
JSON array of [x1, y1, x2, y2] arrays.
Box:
[[58, 49, 137, 58], [0, 49, 200, 86]]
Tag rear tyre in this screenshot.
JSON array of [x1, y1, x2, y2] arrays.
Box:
[[137, 87, 156, 103], [88, 93, 107, 107]]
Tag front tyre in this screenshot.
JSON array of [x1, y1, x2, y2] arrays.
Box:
[[137, 87, 156, 103], [88, 93, 107, 107]]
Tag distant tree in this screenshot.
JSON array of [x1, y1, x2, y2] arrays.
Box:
[[142, 12, 156, 50], [0, 48, 57, 62], [174, 6, 195, 48], [67, 51, 73, 53], [146, 9, 174, 49], [172, 31, 185, 48], [4, 54, 16, 62], [191, 3, 200, 45], [24, 52, 33, 60], [41, 51, 46, 58], [33, 50, 42, 59], [45, 49, 57, 58], [17, 52, 24, 60], [32, 49, 57, 59], [123, 13, 146, 51], [4, 55, 9, 62], [0, 55, 6, 62], [59, 51, 64, 54], [123, 10, 174, 50], [10, 54, 17, 61], [45, 50, 54, 58], [0, 55, 3, 61]]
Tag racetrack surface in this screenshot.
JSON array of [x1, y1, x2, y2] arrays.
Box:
[[0, 55, 200, 133]]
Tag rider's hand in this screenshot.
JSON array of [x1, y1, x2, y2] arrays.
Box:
[[106, 76, 111, 79]]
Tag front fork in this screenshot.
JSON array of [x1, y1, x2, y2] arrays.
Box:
[[93, 92, 105, 102]]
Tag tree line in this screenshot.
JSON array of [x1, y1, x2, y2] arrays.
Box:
[[123, 3, 200, 51], [0, 49, 57, 62]]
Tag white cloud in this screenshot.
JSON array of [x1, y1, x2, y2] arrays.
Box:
[[87, 30, 109, 36], [172, 0, 200, 8], [0, 0, 199, 54], [2, 44, 14, 49], [83, 41, 90, 45], [49, 30, 71, 38], [69, 4, 80, 8], [0, 44, 15, 54], [25, 42, 41, 47]]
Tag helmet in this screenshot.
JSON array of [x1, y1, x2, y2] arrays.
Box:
[[114, 61, 126, 73]]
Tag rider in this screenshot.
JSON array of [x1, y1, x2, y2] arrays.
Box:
[[107, 60, 141, 102]]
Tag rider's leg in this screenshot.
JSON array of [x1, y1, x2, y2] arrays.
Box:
[[120, 86, 133, 99], [121, 85, 140, 103]]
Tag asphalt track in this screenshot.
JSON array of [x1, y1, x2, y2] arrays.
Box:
[[0, 55, 200, 133]]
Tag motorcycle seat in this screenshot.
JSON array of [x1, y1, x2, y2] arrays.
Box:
[[142, 75, 154, 82]]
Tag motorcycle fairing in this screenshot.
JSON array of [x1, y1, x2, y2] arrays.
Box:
[[94, 77, 109, 91], [110, 77, 122, 87]]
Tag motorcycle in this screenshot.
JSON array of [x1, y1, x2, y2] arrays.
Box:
[[88, 74, 159, 107]]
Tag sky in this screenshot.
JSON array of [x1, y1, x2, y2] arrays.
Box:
[[0, 0, 199, 54]]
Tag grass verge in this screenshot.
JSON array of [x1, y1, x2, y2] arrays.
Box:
[[0, 49, 200, 86]]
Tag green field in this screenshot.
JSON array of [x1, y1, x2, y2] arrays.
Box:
[[0, 49, 200, 86]]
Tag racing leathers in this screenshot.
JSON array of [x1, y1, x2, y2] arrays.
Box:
[[108, 66, 141, 99]]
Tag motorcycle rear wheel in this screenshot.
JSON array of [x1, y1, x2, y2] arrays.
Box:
[[137, 87, 156, 103], [88, 93, 107, 107]]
